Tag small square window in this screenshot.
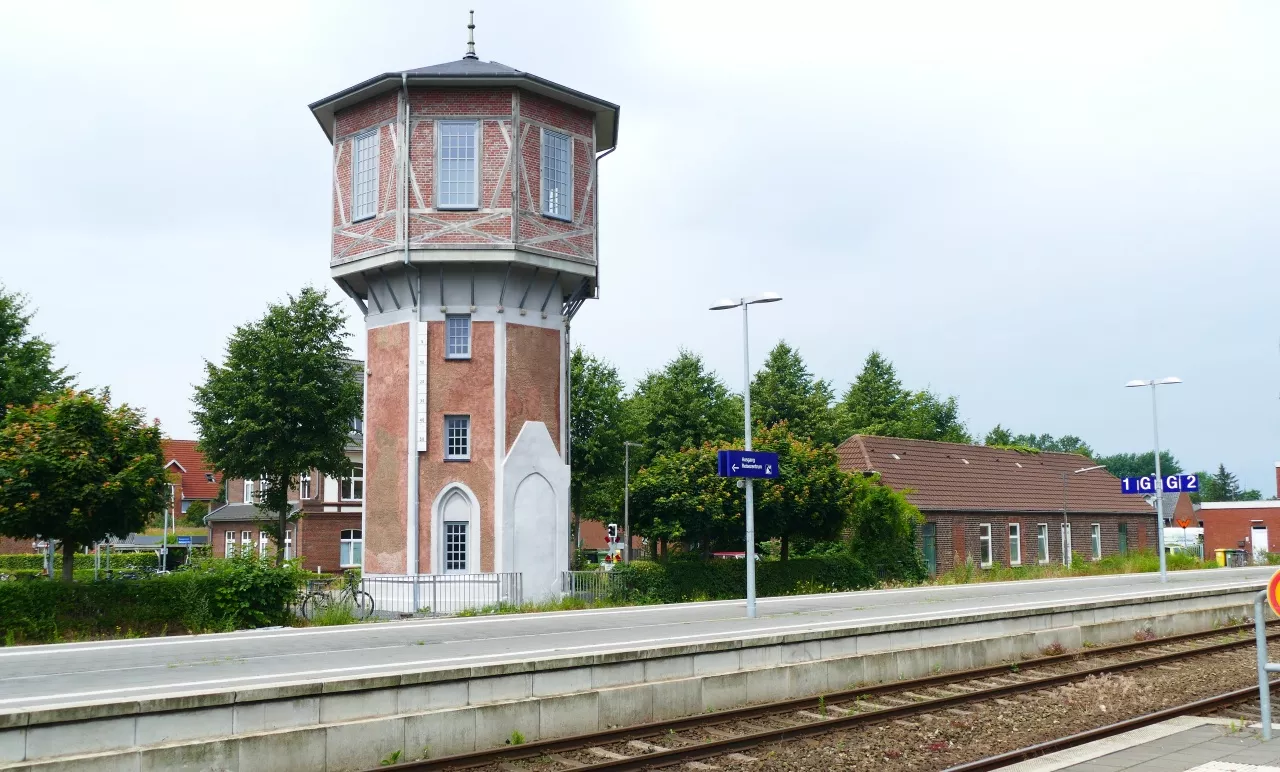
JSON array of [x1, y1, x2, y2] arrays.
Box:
[[541, 128, 572, 221], [446, 315, 471, 359], [445, 415, 470, 460], [352, 129, 379, 221], [340, 529, 363, 567]]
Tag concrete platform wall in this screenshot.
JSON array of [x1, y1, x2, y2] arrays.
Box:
[[0, 587, 1264, 772]]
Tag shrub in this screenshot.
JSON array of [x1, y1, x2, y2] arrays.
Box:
[[0, 552, 159, 571], [606, 556, 878, 604], [0, 553, 306, 644]]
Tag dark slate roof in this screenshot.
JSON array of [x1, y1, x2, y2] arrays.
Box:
[[308, 58, 619, 150], [836, 435, 1153, 515], [205, 502, 299, 523]]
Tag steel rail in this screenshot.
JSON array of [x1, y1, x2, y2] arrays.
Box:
[[383, 622, 1272, 771], [942, 680, 1279, 772]]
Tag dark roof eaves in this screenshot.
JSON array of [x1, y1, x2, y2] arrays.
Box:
[[309, 69, 620, 148], [915, 505, 1150, 515]]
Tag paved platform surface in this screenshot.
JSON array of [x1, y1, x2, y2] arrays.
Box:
[[1000, 717, 1280, 771], [0, 566, 1270, 713]]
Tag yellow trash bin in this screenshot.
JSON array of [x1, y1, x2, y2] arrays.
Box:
[[1215, 548, 1228, 567]]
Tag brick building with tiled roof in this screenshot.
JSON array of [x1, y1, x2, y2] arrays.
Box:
[[160, 439, 222, 521], [836, 435, 1156, 575]]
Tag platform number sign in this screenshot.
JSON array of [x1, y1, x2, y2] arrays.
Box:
[[1120, 474, 1199, 494]]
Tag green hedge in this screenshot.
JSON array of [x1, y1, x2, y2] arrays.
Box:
[[606, 556, 880, 604], [0, 552, 159, 571], [0, 555, 306, 645]]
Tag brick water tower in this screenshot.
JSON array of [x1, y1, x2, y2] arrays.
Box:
[[307, 16, 618, 601]]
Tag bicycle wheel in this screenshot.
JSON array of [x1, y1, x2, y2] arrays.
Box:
[[301, 592, 331, 622], [352, 591, 375, 620]]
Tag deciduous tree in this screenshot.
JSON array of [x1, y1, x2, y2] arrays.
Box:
[[0, 390, 168, 581], [629, 442, 741, 559], [192, 288, 362, 564], [569, 348, 629, 544], [0, 287, 71, 420], [1093, 450, 1182, 480], [753, 423, 851, 559]]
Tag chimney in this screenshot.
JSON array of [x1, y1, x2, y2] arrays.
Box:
[[1275, 462, 1280, 499]]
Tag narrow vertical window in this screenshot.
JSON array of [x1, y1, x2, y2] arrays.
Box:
[[240, 530, 252, 556], [299, 472, 311, 500], [445, 522, 468, 572], [340, 529, 363, 567], [1037, 523, 1049, 564], [445, 314, 472, 359], [340, 465, 364, 501], [225, 529, 235, 557], [438, 121, 479, 209], [1118, 523, 1129, 555], [243, 479, 253, 503], [351, 128, 380, 221], [1009, 523, 1021, 566], [258, 531, 269, 557], [285, 529, 293, 560], [541, 128, 572, 220], [351, 416, 364, 434], [1091, 523, 1102, 559], [978, 524, 992, 568], [445, 415, 470, 460]]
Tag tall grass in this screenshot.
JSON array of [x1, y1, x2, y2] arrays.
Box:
[[933, 549, 1213, 585]]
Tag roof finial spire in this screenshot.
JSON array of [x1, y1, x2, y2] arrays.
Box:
[[464, 10, 477, 60]]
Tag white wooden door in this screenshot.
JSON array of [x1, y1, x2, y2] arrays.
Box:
[[1252, 526, 1269, 563]]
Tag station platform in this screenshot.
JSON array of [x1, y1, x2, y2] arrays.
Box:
[[1004, 716, 1280, 772]]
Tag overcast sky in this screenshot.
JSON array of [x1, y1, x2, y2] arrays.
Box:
[[1, 2, 1277, 491]]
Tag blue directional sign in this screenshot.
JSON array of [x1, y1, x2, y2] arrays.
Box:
[[177, 536, 192, 545], [717, 450, 780, 479], [1120, 474, 1199, 494]]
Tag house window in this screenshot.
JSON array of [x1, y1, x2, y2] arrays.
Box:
[[1009, 523, 1021, 566], [259, 531, 269, 557], [1037, 523, 1049, 564], [299, 472, 311, 500], [1118, 523, 1129, 554], [240, 530, 252, 556], [351, 129, 379, 221], [446, 314, 471, 359], [243, 479, 253, 502], [225, 529, 235, 557], [340, 465, 364, 501], [285, 529, 293, 560], [339, 529, 363, 567], [351, 416, 364, 434], [541, 128, 572, 220], [445, 415, 470, 460], [444, 522, 468, 572], [978, 523, 992, 568], [438, 120, 479, 209], [1091, 523, 1102, 559]]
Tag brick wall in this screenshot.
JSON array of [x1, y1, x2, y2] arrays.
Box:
[[0, 536, 32, 555], [924, 512, 1155, 573], [1201, 506, 1280, 555], [210, 517, 360, 574]]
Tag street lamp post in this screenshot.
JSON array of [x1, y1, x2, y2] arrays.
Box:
[[1125, 377, 1183, 583], [1062, 465, 1107, 567], [710, 291, 782, 620], [623, 441, 643, 563]]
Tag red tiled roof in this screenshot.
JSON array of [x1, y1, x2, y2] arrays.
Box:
[[836, 435, 1152, 515], [161, 439, 221, 500]]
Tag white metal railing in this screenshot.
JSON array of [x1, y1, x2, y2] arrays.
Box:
[[562, 570, 627, 602], [361, 573, 522, 617]]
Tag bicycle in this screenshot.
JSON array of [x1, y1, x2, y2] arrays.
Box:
[[300, 570, 374, 622]]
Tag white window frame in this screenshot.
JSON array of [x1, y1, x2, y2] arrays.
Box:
[[1009, 523, 1021, 566], [351, 128, 379, 222], [445, 314, 472, 360], [284, 529, 293, 560], [1091, 523, 1102, 560], [340, 465, 364, 502], [258, 531, 269, 557], [978, 523, 992, 568], [1037, 523, 1049, 565], [444, 521, 468, 573], [436, 120, 480, 210], [240, 530, 252, 557], [243, 479, 253, 503], [299, 472, 311, 500], [445, 415, 470, 460], [225, 529, 235, 557], [540, 127, 572, 221], [351, 416, 364, 434], [339, 529, 363, 568]]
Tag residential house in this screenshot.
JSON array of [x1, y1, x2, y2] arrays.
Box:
[[160, 439, 222, 523], [836, 435, 1156, 575]]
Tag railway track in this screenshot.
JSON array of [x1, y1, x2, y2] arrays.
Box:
[[378, 621, 1276, 772]]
